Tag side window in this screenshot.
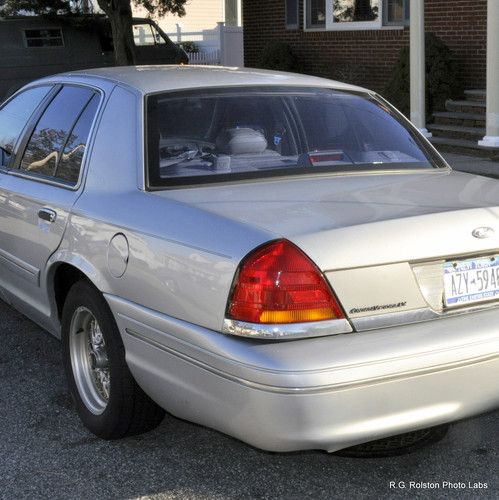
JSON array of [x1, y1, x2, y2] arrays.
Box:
[[56, 95, 99, 184], [20, 86, 98, 184], [0, 86, 51, 167], [133, 23, 167, 46], [23, 28, 64, 47], [150, 24, 166, 45], [133, 24, 155, 46]]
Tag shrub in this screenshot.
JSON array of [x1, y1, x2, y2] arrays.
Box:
[[257, 42, 302, 73], [384, 33, 463, 118]]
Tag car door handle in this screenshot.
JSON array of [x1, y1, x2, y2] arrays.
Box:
[[38, 208, 57, 223]]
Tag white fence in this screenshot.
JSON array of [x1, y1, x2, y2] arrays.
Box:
[[167, 26, 220, 51], [167, 22, 244, 67], [219, 25, 244, 66], [185, 49, 221, 65]]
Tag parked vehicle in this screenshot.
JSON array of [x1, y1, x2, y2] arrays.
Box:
[[0, 16, 188, 100], [0, 66, 498, 453]]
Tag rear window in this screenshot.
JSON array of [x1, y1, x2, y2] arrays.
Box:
[[146, 87, 443, 188]]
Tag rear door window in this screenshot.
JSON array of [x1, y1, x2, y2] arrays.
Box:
[[56, 94, 99, 184], [19, 86, 99, 185]]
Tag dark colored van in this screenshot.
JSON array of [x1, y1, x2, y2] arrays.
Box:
[[0, 16, 188, 99]]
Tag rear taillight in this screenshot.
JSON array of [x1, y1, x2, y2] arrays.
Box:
[[227, 240, 344, 324]]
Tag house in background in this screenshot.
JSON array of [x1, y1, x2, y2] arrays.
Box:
[[133, 0, 243, 65], [244, 0, 498, 156], [0, 15, 186, 99]]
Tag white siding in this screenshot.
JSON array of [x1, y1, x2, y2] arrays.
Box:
[[134, 1, 223, 34]]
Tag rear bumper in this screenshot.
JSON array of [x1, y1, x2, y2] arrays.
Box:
[[106, 294, 499, 452]]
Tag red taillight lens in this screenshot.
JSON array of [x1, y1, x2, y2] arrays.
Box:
[[227, 240, 344, 324]]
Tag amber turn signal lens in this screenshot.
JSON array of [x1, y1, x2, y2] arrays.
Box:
[[227, 240, 344, 324]]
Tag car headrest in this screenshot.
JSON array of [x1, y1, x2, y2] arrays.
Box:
[[216, 128, 268, 155]]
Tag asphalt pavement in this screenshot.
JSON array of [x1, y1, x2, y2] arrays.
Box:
[[0, 299, 498, 500]]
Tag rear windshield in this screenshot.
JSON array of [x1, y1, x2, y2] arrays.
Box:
[[146, 87, 442, 188]]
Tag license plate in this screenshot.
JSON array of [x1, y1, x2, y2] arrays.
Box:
[[444, 256, 499, 307]]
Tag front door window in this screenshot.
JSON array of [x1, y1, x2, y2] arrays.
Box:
[[133, 23, 166, 46], [0, 86, 51, 167]]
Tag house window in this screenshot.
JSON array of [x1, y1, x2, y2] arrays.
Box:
[[304, 0, 409, 30], [334, 0, 380, 23], [286, 0, 299, 29], [384, 0, 410, 25], [306, 0, 326, 29], [23, 28, 64, 47]]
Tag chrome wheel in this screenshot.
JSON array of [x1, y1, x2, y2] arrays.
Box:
[[69, 307, 110, 415], [62, 281, 165, 438]]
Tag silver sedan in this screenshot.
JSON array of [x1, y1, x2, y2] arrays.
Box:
[[0, 66, 498, 453]]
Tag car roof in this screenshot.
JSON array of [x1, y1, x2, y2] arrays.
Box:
[[37, 65, 368, 95]]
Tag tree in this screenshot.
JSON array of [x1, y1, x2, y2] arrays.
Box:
[[96, 1, 185, 65], [333, 0, 378, 22], [384, 33, 463, 117], [0, 0, 75, 15], [354, 0, 378, 21], [86, 0, 188, 65], [0, 0, 187, 66]]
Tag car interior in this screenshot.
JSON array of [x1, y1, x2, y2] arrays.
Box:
[[148, 89, 437, 182]]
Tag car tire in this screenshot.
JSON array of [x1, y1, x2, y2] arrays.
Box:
[[61, 280, 165, 439]]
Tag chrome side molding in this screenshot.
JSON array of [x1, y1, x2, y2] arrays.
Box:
[[352, 308, 438, 331]]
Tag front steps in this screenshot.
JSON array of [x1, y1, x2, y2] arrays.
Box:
[[429, 89, 499, 158]]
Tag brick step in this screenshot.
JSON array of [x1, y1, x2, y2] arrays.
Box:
[[430, 137, 498, 158], [464, 89, 486, 102], [445, 99, 486, 114], [433, 111, 485, 128], [428, 123, 486, 141]]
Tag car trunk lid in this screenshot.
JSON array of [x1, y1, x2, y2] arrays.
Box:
[[162, 170, 499, 267], [159, 169, 499, 325]]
